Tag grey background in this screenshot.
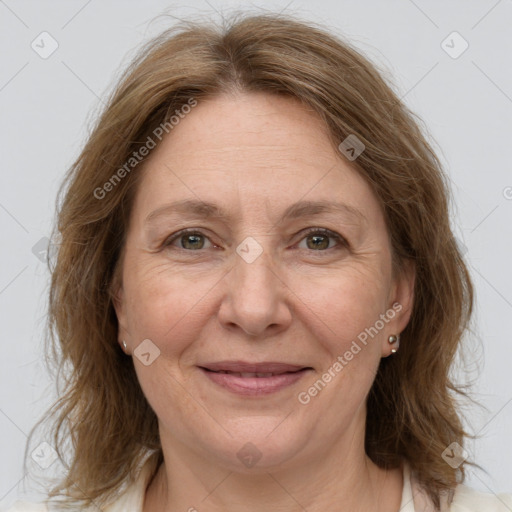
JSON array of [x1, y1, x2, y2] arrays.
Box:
[[1, 0, 511, 508]]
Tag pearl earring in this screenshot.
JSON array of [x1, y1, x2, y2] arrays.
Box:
[[122, 340, 127, 350], [388, 334, 400, 354]]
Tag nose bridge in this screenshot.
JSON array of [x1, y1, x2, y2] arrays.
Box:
[[233, 244, 280, 306], [219, 240, 290, 336]]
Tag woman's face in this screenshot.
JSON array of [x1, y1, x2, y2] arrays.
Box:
[[113, 92, 414, 471]]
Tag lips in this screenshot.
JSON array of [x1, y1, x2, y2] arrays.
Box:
[[212, 371, 285, 377], [200, 361, 307, 374], [198, 361, 311, 396]]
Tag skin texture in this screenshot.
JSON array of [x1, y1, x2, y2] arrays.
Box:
[[113, 92, 415, 511]]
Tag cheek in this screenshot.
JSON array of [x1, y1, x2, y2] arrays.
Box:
[[126, 263, 213, 421], [296, 265, 390, 354], [123, 259, 217, 357], [295, 272, 387, 418]]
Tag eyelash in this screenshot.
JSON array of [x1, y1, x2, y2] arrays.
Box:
[[163, 227, 348, 252]]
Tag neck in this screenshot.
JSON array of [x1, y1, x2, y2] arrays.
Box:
[[143, 431, 403, 512]]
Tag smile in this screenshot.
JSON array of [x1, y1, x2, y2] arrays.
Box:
[[198, 362, 312, 396]]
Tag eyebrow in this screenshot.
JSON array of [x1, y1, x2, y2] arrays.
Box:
[[144, 198, 366, 226]]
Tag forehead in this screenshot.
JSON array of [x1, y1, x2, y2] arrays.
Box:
[[154, 92, 337, 172], [132, 92, 384, 227]]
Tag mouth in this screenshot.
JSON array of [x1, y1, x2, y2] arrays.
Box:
[[198, 361, 313, 396]]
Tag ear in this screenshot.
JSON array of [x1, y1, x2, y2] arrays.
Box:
[[383, 258, 415, 350], [111, 276, 130, 350]]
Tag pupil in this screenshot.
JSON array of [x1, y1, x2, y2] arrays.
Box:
[[308, 235, 328, 250], [180, 234, 330, 250], [183, 234, 203, 249]]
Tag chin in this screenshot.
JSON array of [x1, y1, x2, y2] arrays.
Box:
[[198, 420, 311, 473]]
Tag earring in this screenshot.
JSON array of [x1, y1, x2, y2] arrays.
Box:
[[388, 334, 400, 354], [122, 340, 127, 351]]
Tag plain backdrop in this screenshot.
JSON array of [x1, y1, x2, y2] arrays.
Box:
[[1, 0, 511, 508]]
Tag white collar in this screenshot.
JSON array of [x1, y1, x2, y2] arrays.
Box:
[[104, 455, 158, 512], [105, 457, 443, 512], [401, 461, 452, 511]]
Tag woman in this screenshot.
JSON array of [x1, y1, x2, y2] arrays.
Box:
[[7, 12, 512, 512]]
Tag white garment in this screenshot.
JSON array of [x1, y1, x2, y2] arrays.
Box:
[[4, 459, 512, 511]]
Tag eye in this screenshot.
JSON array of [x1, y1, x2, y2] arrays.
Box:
[[163, 227, 347, 252], [297, 228, 347, 251], [164, 229, 214, 250]]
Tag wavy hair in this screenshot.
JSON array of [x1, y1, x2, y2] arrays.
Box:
[[26, 11, 475, 510]]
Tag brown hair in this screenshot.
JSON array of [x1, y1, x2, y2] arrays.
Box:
[[27, 11, 476, 510]]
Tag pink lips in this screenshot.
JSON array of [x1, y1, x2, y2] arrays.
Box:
[[199, 361, 311, 396]]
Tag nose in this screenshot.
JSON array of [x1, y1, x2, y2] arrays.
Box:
[[217, 248, 293, 338]]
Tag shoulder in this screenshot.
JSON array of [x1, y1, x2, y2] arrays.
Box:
[[449, 483, 512, 511], [1, 502, 48, 512], [1, 455, 160, 512]]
